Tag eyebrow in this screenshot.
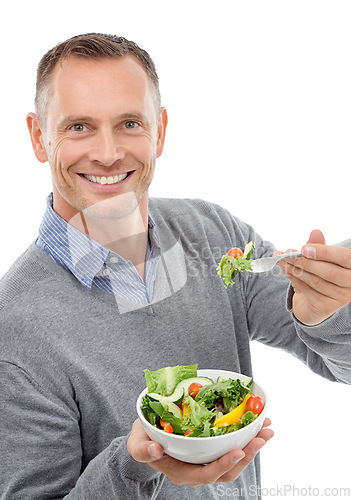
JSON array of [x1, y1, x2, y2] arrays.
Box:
[[118, 112, 149, 123], [58, 112, 150, 129], [58, 115, 94, 129]]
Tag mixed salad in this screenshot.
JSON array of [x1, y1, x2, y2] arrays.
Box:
[[217, 241, 255, 288], [141, 364, 264, 437]]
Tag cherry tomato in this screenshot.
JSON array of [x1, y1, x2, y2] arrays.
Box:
[[188, 382, 203, 398], [227, 248, 243, 258], [246, 395, 264, 415], [184, 429, 193, 436]]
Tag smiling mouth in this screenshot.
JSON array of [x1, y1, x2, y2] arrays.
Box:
[[82, 173, 129, 185]]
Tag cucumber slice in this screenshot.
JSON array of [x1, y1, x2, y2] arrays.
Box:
[[177, 376, 214, 397], [148, 376, 213, 405], [147, 395, 183, 419], [148, 389, 184, 405], [216, 375, 253, 389], [241, 376, 253, 389], [243, 241, 255, 259]]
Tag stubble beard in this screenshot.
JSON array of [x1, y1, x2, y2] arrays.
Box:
[[80, 163, 155, 222], [53, 157, 156, 228]]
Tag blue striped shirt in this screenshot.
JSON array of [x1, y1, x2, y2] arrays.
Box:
[[36, 194, 161, 304]]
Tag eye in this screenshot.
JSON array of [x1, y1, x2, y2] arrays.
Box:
[[124, 121, 139, 129], [70, 124, 87, 132]]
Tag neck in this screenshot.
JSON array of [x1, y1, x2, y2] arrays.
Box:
[[53, 192, 150, 279]]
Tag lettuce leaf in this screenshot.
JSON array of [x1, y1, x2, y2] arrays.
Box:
[[140, 395, 159, 425], [188, 420, 212, 437], [141, 395, 183, 434], [143, 364, 197, 396], [181, 395, 215, 436], [217, 252, 254, 288], [195, 378, 250, 409], [241, 411, 258, 426]]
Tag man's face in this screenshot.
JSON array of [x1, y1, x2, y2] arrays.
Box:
[[31, 55, 167, 222]]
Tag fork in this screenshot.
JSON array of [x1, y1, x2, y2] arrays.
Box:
[[250, 238, 351, 273]]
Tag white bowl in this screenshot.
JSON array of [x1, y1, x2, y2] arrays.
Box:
[[136, 369, 268, 464]]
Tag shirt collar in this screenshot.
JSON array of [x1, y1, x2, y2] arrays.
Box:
[[38, 193, 158, 289]]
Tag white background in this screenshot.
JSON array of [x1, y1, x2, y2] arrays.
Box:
[[1, 1, 350, 497]]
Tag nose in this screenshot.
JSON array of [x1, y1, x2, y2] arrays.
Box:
[[88, 130, 125, 166]]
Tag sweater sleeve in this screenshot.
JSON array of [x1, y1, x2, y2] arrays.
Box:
[[241, 229, 351, 384], [285, 286, 351, 384], [0, 361, 164, 499]]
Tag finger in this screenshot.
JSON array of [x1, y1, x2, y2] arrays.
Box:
[[276, 227, 325, 269], [218, 428, 274, 483], [129, 420, 273, 486], [286, 257, 351, 289], [255, 421, 274, 441], [261, 417, 272, 428], [141, 420, 273, 487], [127, 419, 164, 463], [149, 448, 246, 487], [195, 449, 246, 485], [276, 248, 299, 269], [210, 420, 273, 484], [277, 252, 302, 274], [276, 228, 325, 266], [306, 229, 326, 245], [284, 269, 342, 322], [300, 244, 351, 270], [204, 419, 273, 483], [285, 261, 351, 305], [281, 248, 298, 255], [231, 437, 268, 472]]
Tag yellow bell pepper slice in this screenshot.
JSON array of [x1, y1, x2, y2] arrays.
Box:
[[182, 402, 191, 416], [214, 393, 252, 428]]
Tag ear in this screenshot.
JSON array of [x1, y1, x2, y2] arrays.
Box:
[[156, 107, 168, 158], [26, 112, 48, 163]]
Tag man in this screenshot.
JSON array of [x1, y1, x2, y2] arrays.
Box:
[[0, 33, 350, 499]]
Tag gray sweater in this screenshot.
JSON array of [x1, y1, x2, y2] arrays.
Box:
[[1, 198, 350, 500]]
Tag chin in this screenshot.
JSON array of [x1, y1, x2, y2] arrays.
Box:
[[82, 192, 144, 221]]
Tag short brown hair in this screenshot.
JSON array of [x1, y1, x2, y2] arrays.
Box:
[[35, 33, 161, 125]]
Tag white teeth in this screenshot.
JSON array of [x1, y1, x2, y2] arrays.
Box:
[[83, 173, 128, 185]]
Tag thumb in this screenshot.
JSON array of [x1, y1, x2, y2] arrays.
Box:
[[127, 419, 164, 463], [306, 229, 325, 245]]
